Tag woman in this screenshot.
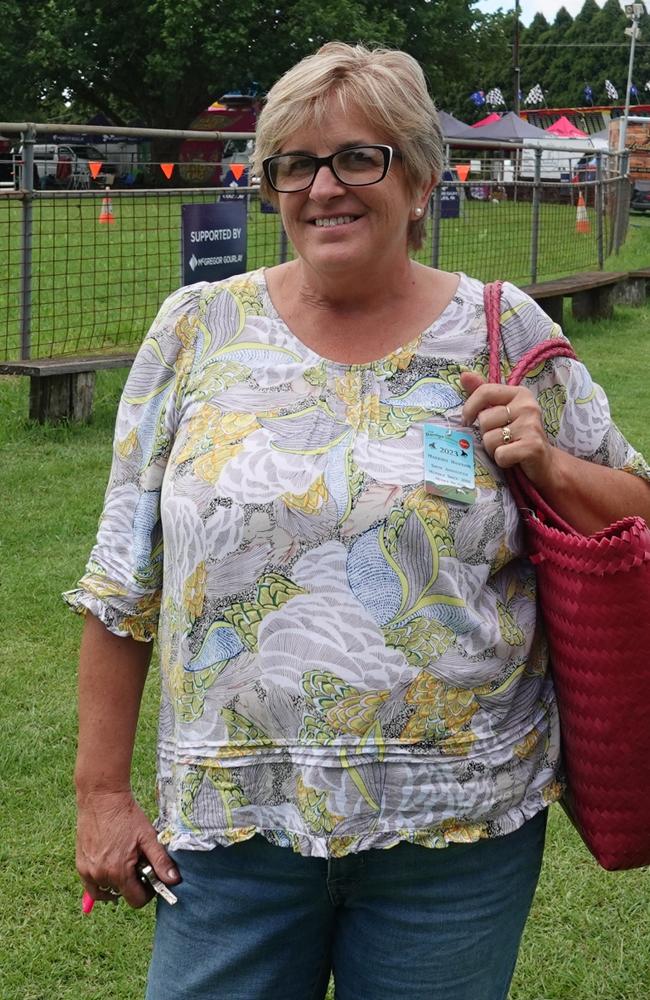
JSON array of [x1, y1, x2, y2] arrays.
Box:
[[66, 42, 650, 1000]]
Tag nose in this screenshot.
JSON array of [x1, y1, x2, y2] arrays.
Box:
[[309, 162, 347, 199]]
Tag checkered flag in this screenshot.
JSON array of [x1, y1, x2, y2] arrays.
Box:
[[524, 84, 544, 106], [485, 87, 506, 107], [605, 79, 619, 100]]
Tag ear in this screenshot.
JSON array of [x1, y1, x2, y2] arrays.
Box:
[[419, 173, 438, 208]]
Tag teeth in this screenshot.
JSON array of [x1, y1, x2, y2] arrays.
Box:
[[314, 216, 356, 227]]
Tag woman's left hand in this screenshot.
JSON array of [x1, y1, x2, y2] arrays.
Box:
[[460, 371, 556, 488]]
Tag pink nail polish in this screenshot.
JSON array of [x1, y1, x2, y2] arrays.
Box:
[[82, 890, 95, 914]]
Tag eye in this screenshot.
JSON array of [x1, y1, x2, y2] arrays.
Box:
[[337, 148, 379, 171], [282, 155, 314, 177]]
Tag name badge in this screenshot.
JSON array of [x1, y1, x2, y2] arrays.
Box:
[[424, 424, 477, 505]]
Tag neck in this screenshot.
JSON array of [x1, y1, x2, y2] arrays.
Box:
[[291, 254, 417, 313]]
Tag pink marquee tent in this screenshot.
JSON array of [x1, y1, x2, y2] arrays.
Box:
[[471, 113, 502, 128], [545, 115, 588, 138]]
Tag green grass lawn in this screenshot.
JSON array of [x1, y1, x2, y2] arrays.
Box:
[[1, 221, 650, 1000]]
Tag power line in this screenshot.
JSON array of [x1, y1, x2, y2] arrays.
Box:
[[520, 42, 650, 47]]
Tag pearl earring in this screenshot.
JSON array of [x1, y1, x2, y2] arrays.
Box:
[[414, 207, 423, 217]]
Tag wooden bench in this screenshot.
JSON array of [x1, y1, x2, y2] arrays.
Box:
[[0, 353, 136, 423], [519, 271, 629, 326], [616, 267, 650, 306]]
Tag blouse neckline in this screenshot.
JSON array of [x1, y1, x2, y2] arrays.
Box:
[[254, 267, 466, 374]]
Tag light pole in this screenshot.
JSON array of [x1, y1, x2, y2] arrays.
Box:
[[513, 0, 521, 115], [619, 3, 645, 156]]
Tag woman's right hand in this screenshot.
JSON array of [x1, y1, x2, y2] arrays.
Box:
[[76, 788, 181, 909]]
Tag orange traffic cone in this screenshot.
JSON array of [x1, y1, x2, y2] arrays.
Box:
[[98, 187, 115, 224], [575, 192, 590, 234]]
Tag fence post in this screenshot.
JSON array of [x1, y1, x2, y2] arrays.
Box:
[[595, 152, 604, 270], [430, 187, 441, 269], [613, 151, 629, 255], [20, 126, 35, 360], [529, 147, 541, 284], [618, 152, 630, 253]]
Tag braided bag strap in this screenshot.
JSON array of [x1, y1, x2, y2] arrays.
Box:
[[485, 280, 505, 385], [485, 280, 578, 386], [483, 281, 580, 534]]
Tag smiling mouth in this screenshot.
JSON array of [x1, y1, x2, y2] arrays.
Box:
[[313, 215, 359, 228]]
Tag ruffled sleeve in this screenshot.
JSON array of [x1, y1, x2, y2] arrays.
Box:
[[498, 281, 650, 482], [63, 282, 205, 640]]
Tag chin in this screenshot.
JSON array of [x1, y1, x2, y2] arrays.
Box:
[[302, 246, 363, 273]]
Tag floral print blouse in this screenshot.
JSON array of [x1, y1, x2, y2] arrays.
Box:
[[64, 269, 650, 858]]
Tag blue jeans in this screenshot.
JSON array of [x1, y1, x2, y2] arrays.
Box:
[[146, 810, 547, 1000]]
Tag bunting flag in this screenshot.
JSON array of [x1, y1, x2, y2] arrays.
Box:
[[605, 79, 619, 100], [583, 85, 594, 105], [160, 163, 174, 180], [485, 87, 506, 107], [470, 90, 486, 106], [88, 161, 102, 179], [524, 84, 544, 106]]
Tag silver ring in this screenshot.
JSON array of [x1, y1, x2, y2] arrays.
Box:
[[501, 425, 512, 444], [504, 404, 512, 425], [99, 886, 121, 896]]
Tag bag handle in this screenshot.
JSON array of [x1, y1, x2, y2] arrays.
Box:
[[483, 281, 581, 535], [485, 281, 578, 387], [485, 280, 506, 386]]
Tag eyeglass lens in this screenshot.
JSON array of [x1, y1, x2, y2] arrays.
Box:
[[268, 146, 390, 191]]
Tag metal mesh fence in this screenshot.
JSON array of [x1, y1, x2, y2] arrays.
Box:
[[0, 137, 631, 363], [413, 179, 613, 285], [2, 187, 287, 360], [0, 192, 22, 360]]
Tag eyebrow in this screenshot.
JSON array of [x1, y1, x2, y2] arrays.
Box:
[[278, 140, 373, 156]]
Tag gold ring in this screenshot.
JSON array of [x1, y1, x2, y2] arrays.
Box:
[[504, 404, 512, 425], [501, 425, 512, 444]]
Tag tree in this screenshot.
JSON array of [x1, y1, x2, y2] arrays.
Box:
[[553, 7, 574, 32], [9, 0, 646, 137], [583, 0, 627, 106], [519, 12, 551, 106], [555, 0, 605, 108], [461, 10, 515, 118], [2, 0, 486, 130], [0, 1, 52, 119], [538, 7, 579, 107], [366, 0, 486, 113]]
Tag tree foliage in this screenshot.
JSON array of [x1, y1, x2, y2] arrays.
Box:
[[520, 0, 650, 110], [3, 0, 650, 129], [2, 0, 483, 126]]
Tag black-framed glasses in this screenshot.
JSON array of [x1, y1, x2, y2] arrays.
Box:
[[262, 144, 399, 193]]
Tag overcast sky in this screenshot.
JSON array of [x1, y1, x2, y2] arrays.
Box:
[[477, 0, 604, 26]]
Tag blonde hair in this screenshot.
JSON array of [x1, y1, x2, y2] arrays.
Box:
[[252, 42, 443, 251]]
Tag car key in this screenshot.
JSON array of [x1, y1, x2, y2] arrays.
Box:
[[137, 862, 178, 905]]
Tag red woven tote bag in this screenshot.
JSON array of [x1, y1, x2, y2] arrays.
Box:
[[484, 280, 650, 871]]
